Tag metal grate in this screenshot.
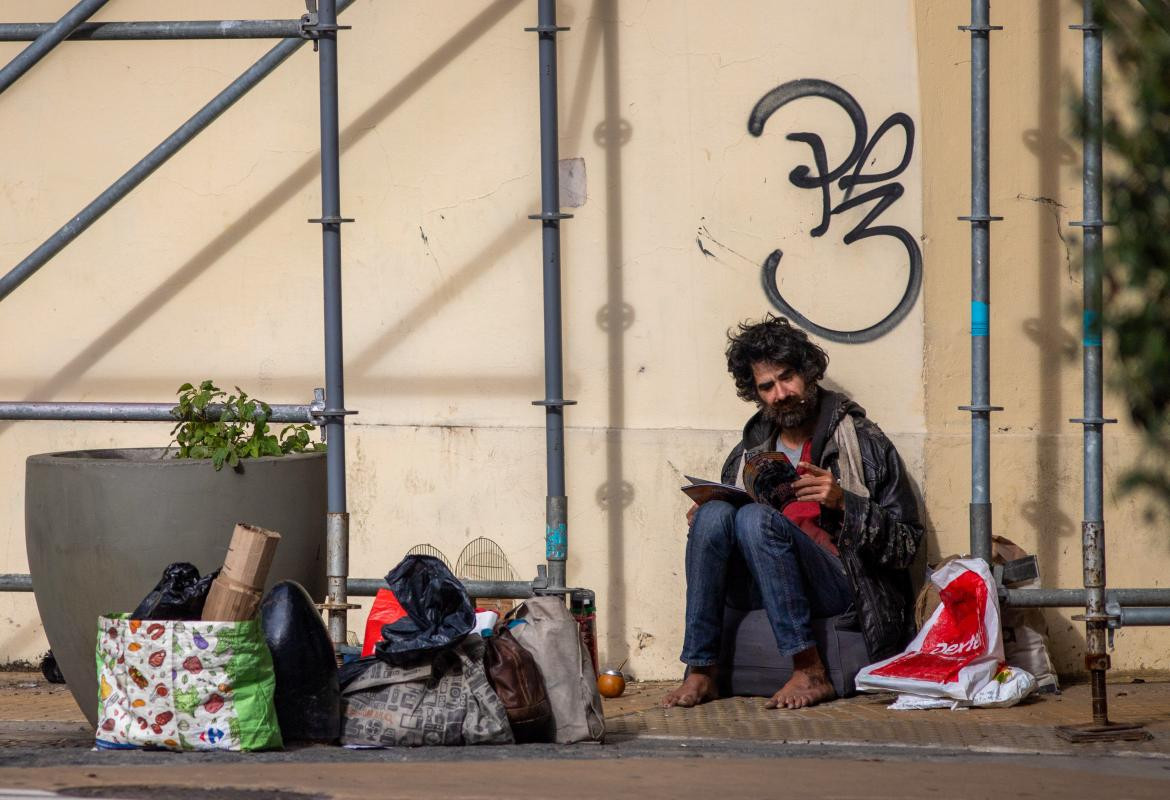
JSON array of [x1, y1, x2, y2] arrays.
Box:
[[404, 544, 452, 570], [456, 537, 517, 613], [455, 537, 517, 583]]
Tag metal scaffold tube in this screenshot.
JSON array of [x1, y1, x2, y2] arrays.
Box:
[[528, 0, 575, 592], [1078, 0, 1109, 721], [1077, 0, 1109, 716], [347, 578, 536, 600], [0, 0, 357, 304], [1054, 2, 1148, 743], [0, 575, 33, 592], [0, 573, 542, 599], [0, 19, 310, 42], [1004, 587, 1170, 608], [1066, 0, 1123, 735], [959, 1, 1003, 565], [313, 0, 356, 654], [1114, 608, 1170, 627], [0, 401, 315, 423], [0, 0, 108, 96]]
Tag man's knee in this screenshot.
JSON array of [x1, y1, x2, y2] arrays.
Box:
[[690, 500, 737, 541], [734, 502, 793, 546]]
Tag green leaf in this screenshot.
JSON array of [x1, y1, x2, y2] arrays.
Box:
[[171, 379, 313, 471]]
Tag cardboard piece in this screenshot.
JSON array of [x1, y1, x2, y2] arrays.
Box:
[[202, 523, 281, 621]]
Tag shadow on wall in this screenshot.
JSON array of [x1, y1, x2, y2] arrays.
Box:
[[0, 0, 528, 442], [1019, 0, 1083, 670], [1018, 0, 1079, 574], [2, 1, 642, 666], [906, 469, 932, 600], [593, 0, 632, 672], [523, 0, 633, 670]]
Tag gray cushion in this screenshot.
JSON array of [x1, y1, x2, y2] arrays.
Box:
[[717, 606, 871, 698]]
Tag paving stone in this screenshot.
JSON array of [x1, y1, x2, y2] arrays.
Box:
[[2, 671, 1168, 758], [605, 679, 1170, 756]]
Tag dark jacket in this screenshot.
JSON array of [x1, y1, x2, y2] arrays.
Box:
[[720, 387, 924, 661]]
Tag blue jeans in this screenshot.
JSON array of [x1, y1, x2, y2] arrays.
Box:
[[680, 501, 854, 666]]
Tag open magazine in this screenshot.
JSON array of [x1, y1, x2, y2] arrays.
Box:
[[681, 451, 800, 510]]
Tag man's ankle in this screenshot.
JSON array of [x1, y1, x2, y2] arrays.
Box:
[[790, 646, 825, 674]]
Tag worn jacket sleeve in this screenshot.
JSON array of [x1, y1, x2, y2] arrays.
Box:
[[839, 429, 923, 570]]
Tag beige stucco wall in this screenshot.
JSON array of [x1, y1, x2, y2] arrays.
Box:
[[0, 1, 1163, 678]]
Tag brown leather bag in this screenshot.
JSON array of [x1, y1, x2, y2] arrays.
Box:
[[482, 625, 554, 743]]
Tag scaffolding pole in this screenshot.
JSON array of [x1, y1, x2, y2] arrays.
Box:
[[1073, 0, 1111, 723], [1053, 0, 1148, 743], [1004, 587, 1170, 607], [528, 0, 575, 592], [958, 0, 1003, 566], [312, 0, 356, 653], [347, 578, 536, 599], [0, 573, 540, 599], [0, 401, 316, 423], [0, 0, 357, 304], [0, 0, 108, 95], [0, 19, 310, 41]]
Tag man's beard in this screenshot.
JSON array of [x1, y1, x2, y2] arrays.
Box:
[[761, 383, 818, 429]]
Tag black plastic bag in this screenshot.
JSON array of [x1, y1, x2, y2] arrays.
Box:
[[374, 555, 475, 665], [39, 650, 65, 684], [339, 654, 379, 688], [131, 562, 219, 620], [260, 581, 340, 742]]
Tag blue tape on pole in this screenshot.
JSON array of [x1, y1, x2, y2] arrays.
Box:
[[546, 523, 567, 559], [971, 301, 989, 337], [1083, 309, 1102, 347]]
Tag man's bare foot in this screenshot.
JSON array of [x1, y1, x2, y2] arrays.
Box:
[[662, 667, 719, 708], [765, 647, 836, 709]]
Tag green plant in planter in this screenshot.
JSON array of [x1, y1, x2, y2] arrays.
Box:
[[170, 380, 325, 471]]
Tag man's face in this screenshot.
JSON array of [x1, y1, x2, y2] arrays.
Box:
[[752, 361, 816, 428]]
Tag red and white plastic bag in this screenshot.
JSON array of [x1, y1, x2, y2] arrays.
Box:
[[856, 558, 1004, 700]]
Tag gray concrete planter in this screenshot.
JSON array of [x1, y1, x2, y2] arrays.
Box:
[[25, 448, 327, 728]]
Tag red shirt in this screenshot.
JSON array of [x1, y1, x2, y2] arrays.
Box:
[[781, 439, 840, 557]]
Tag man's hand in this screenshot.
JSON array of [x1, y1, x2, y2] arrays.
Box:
[[687, 503, 700, 526], [793, 462, 844, 510]]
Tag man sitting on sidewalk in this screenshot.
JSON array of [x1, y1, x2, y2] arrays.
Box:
[[664, 315, 924, 710]]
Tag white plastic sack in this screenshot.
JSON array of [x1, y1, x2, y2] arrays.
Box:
[[856, 558, 1003, 701], [970, 666, 1036, 708], [887, 694, 966, 711], [992, 537, 1059, 693], [888, 667, 1037, 711]]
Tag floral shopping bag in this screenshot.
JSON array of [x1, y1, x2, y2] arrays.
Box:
[[95, 614, 282, 751]]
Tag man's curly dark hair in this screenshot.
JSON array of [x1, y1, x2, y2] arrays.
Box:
[[725, 314, 829, 403]]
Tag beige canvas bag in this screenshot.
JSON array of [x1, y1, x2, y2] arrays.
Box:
[[507, 596, 605, 743]]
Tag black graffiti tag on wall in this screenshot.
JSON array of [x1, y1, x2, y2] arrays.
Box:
[[747, 79, 922, 343]]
